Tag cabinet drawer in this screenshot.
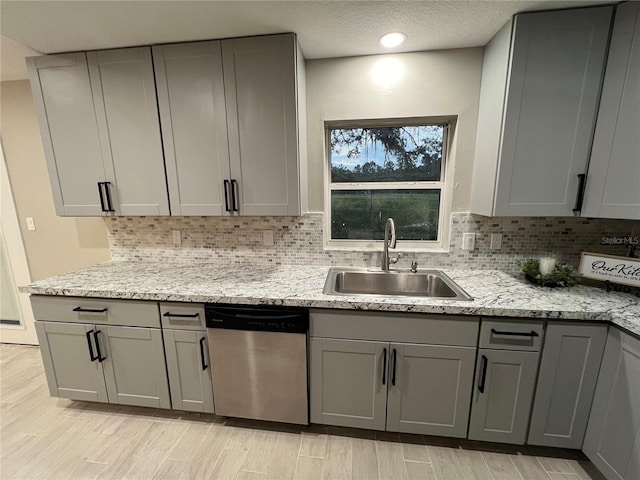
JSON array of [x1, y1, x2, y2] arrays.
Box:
[[310, 309, 479, 347], [479, 319, 544, 351], [160, 303, 206, 330], [30, 295, 160, 328]]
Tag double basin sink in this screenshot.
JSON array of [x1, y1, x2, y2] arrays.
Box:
[[323, 267, 473, 300]]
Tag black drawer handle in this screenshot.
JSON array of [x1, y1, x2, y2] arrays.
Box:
[[163, 312, 200, 318], [391, 348, 397, 386], [478, 354, 488, 393], [94, 330, 106, 362], [86, 330, 98, 362], [199, 337, 208, 371], [74, 307, 108, 313], [491, 328, 539, 337], [573, 173, 586, 213], [382, 347, 387, 385], [97, 182, 107, 212]]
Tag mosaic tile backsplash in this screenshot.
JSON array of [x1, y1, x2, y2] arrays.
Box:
[[105, 213, 639, 274]]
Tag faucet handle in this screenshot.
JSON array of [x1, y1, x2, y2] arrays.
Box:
[[389, 253, 401, 265], [410, 260, 418, 273]]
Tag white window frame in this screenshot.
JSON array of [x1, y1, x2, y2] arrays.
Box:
[[323, 117, 454, 251]]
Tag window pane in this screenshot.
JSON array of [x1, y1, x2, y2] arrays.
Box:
[[330, 125, 444, 183], [331, 189, 440, 241]]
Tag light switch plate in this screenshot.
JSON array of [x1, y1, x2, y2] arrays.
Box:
[[26, 217, 36, 231], [462, 233, 476, 251], [172, 230, 181, 246], [490, 233, 502, 250]]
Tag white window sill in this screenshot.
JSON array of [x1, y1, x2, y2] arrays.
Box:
[[323, 245, 449, 254]]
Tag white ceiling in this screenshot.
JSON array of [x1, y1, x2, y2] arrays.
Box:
[[0, 0, 616, 81]]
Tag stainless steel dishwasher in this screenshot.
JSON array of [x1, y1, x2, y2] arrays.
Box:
[[205, 304, 309, 425]]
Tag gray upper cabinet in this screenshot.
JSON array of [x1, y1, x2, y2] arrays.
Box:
[[386, 343, 475, 438], [27, 48, 169, 216], [584, 328, 640, 480], [582, 2, 640, 220], [310, 337, 388, 430], [528, 323, 607, 449], [35, 321, 108, 402], [223, 34, 305, 216], [87, 48, 169, 216], [26, 54, 107, 216], [153, 42, 231, 216], [471, 6, 613, 216]]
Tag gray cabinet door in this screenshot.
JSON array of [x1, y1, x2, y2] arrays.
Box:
[[493, 7, 613, 216], [528, 323, 607, 449], [26, 54, 107, 216], [99, 326, 171, 409], [87, 47, 169, 216], [163, 329, 214, 413], [153, 42, 231, 216], [584, 329, 640, 480], [582, 2, 640, 220], [468, 349, 539, 444], [223, 33, 300, 216], [310, 337, 388, 430], [386, 343, 475, 438], [35, 321, 108, 402]]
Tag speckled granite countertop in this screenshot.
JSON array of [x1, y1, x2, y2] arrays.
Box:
[[20, 261, 640, 337]]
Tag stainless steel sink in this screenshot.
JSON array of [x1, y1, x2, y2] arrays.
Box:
[[323, 268, 473, 300]]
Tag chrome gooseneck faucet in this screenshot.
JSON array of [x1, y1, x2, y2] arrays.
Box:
[[381, 217, 401, 271]]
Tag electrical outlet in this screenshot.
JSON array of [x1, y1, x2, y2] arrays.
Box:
[[490, 233, 502, 250], [172, 230, 181, 246], [462, 233, 476, 251], [26, 217, 36, 231], [262, 230, 274, 246]]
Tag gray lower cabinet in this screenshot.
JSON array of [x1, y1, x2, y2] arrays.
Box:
[[35, 321, 108, 402], [309, 337, 476, 437], [36, 321, 170, 409], [584, 328, 640, 480], [528, 323, 607, 449], [310, 338, 388, 430], [163, 329, 214, 413], [386, 343, 475, 437], [468, 349, 539, 444]]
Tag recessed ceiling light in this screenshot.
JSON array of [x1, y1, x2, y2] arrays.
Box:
[[379, 32, 407, 48]]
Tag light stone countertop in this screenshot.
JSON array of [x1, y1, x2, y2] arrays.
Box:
[[20, 261, 640, 337]]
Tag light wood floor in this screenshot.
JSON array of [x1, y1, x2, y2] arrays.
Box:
[[0, 343, 605, 480]]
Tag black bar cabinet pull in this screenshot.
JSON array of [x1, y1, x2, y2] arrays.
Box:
[[230, 179, 239, 212], [94, 330, 106, 362], [103, 182, 115, 212], [163, 312, 199, 318], [86, 330, 98, 362], [199, 337, 208, 371], [73, 307, 108, 313], [573, 173, 586, 213], [478, 355, 488, 393], [382, 348, 387, 385], [491, 328, 539, 338], [391, 348, 397, 386], [97, 182, 107, 212], [223, 180, 231, 212]]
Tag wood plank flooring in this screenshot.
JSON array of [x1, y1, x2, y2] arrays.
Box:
[[0, 344, 606, 480]]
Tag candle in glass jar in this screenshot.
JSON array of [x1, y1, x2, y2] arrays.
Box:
[[539, 257, 556, 275]]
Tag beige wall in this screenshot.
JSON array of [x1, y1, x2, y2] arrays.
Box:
[[305, 48, 483, 212], [0, 80, 110, 280]]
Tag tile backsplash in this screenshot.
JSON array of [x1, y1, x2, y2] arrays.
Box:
[[105, 213, 638, 273]]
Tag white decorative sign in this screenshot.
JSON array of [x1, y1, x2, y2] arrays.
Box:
[[579, 252, 640, 288]]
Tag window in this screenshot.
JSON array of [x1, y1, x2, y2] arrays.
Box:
[[326, 119, 450, 249]]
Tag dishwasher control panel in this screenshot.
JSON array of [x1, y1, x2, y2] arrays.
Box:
[[205, 304, 309, 334]]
